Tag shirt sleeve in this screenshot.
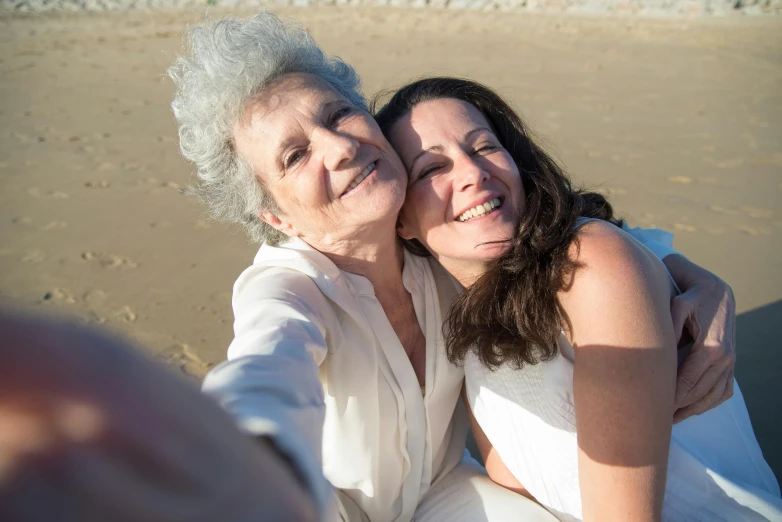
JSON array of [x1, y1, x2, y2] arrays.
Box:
[[201, 266, 337, 520], [621, 223, 679, 261]]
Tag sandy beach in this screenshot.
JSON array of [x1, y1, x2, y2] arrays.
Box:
[[1, 7, 780, 478]]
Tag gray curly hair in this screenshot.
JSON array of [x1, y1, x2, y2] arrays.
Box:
[[169, 12, 366, 245]]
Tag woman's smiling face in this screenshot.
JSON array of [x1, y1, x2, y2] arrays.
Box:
[[388, 98, 524, 282], [233, 73, 407, 252]]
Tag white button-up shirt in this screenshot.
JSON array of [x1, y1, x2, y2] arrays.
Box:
[[202, 227, 676, 522]]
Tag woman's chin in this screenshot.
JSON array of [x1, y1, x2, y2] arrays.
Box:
[[474, 241, 513, 261]]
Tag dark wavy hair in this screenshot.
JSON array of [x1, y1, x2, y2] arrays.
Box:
[[373, 77, 622, 369]]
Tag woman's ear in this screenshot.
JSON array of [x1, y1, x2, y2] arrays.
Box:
[[396, 216, 417, 241], [258, 212, 298, 238]]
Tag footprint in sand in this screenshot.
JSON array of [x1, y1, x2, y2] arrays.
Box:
[[81, 252, 139, 269], [157, 341, 210, 378], [85, 313, 107, 325], [709, 205, 738, 215], [734, 225, 770, 237], [121, 162, 146, 172], [28, 187, 69, 199], [753, 154, 782, 167], [83, 289, 108, 306], [11, 216, 34, 226], [41, 288, 76, 304], [10, 131, 31, 143], [145, 181, 183, 195], [673, 224, 697, 232], [702, 157, 744, 169], [111, 305, 137, 324], [41, 221, 67, 231], [598, 187, 627, 197], [22, 250, 46, 263], [668, 176, 694, 184], [740, 206, 773, 219], [747, 116, 769, 128], [149, 221, 172, 229]]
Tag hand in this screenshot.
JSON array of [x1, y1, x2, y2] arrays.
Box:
[[0, 311, 318, 522], [663, 255, 736, 423]]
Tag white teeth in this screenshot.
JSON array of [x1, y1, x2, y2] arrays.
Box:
[[457, 198, 502, 222], [345, 162, 375, 194]]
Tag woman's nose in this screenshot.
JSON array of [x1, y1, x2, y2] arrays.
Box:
[[314, 127, 359, 171], [454, 155, 489, 191]]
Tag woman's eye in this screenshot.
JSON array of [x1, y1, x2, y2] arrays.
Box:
[[417, 165, 441, 180], [473, 144, 497, 155], [329, 107, 352, 126], [284, 150, 305, 168]]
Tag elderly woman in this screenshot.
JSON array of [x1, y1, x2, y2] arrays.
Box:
[[169, 12, 737, 522]]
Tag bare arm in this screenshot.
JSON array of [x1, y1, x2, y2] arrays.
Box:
[[202, 268, 335, 518], [462, 389, 536, 501], [559, 222, 678, 522]]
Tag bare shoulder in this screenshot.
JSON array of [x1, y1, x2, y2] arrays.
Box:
[[565, 220, 667, 292], [560, 220, 675, 343], [571, 220, 648, 269]]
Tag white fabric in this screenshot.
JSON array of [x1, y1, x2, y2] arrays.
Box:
[[203, 239, 467, 522], [412, 452, 557, 522], [465, 223, 782, 522], [335, 452, 558, 522], [202, 227, 682, 522]]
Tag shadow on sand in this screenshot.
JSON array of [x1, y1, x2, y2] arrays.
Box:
[[736, 299, 782, 482]]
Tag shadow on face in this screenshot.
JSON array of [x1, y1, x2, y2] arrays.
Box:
[[388, 98, 524, 284]]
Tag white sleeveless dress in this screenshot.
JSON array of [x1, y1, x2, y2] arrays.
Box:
[[464, 221, 782, 522]]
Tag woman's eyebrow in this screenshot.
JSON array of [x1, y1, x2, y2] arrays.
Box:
[[273, 99, 344, 160], [464, 126, 492, 140], [410, 144, 444, 172]]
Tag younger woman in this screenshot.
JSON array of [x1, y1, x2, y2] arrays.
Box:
[[375, 78, 782, 522]]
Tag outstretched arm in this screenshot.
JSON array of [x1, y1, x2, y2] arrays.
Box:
[[561, 221, 678, 522], [202, 267, 337, 520], [0, 311, 317, 522]]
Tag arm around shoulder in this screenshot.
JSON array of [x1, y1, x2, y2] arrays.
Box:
[[559, 221, 678, 522]]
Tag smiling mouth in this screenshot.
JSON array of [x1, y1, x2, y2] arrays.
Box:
[[342, 162, 376, 197], [456, 198, 503, 222]]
